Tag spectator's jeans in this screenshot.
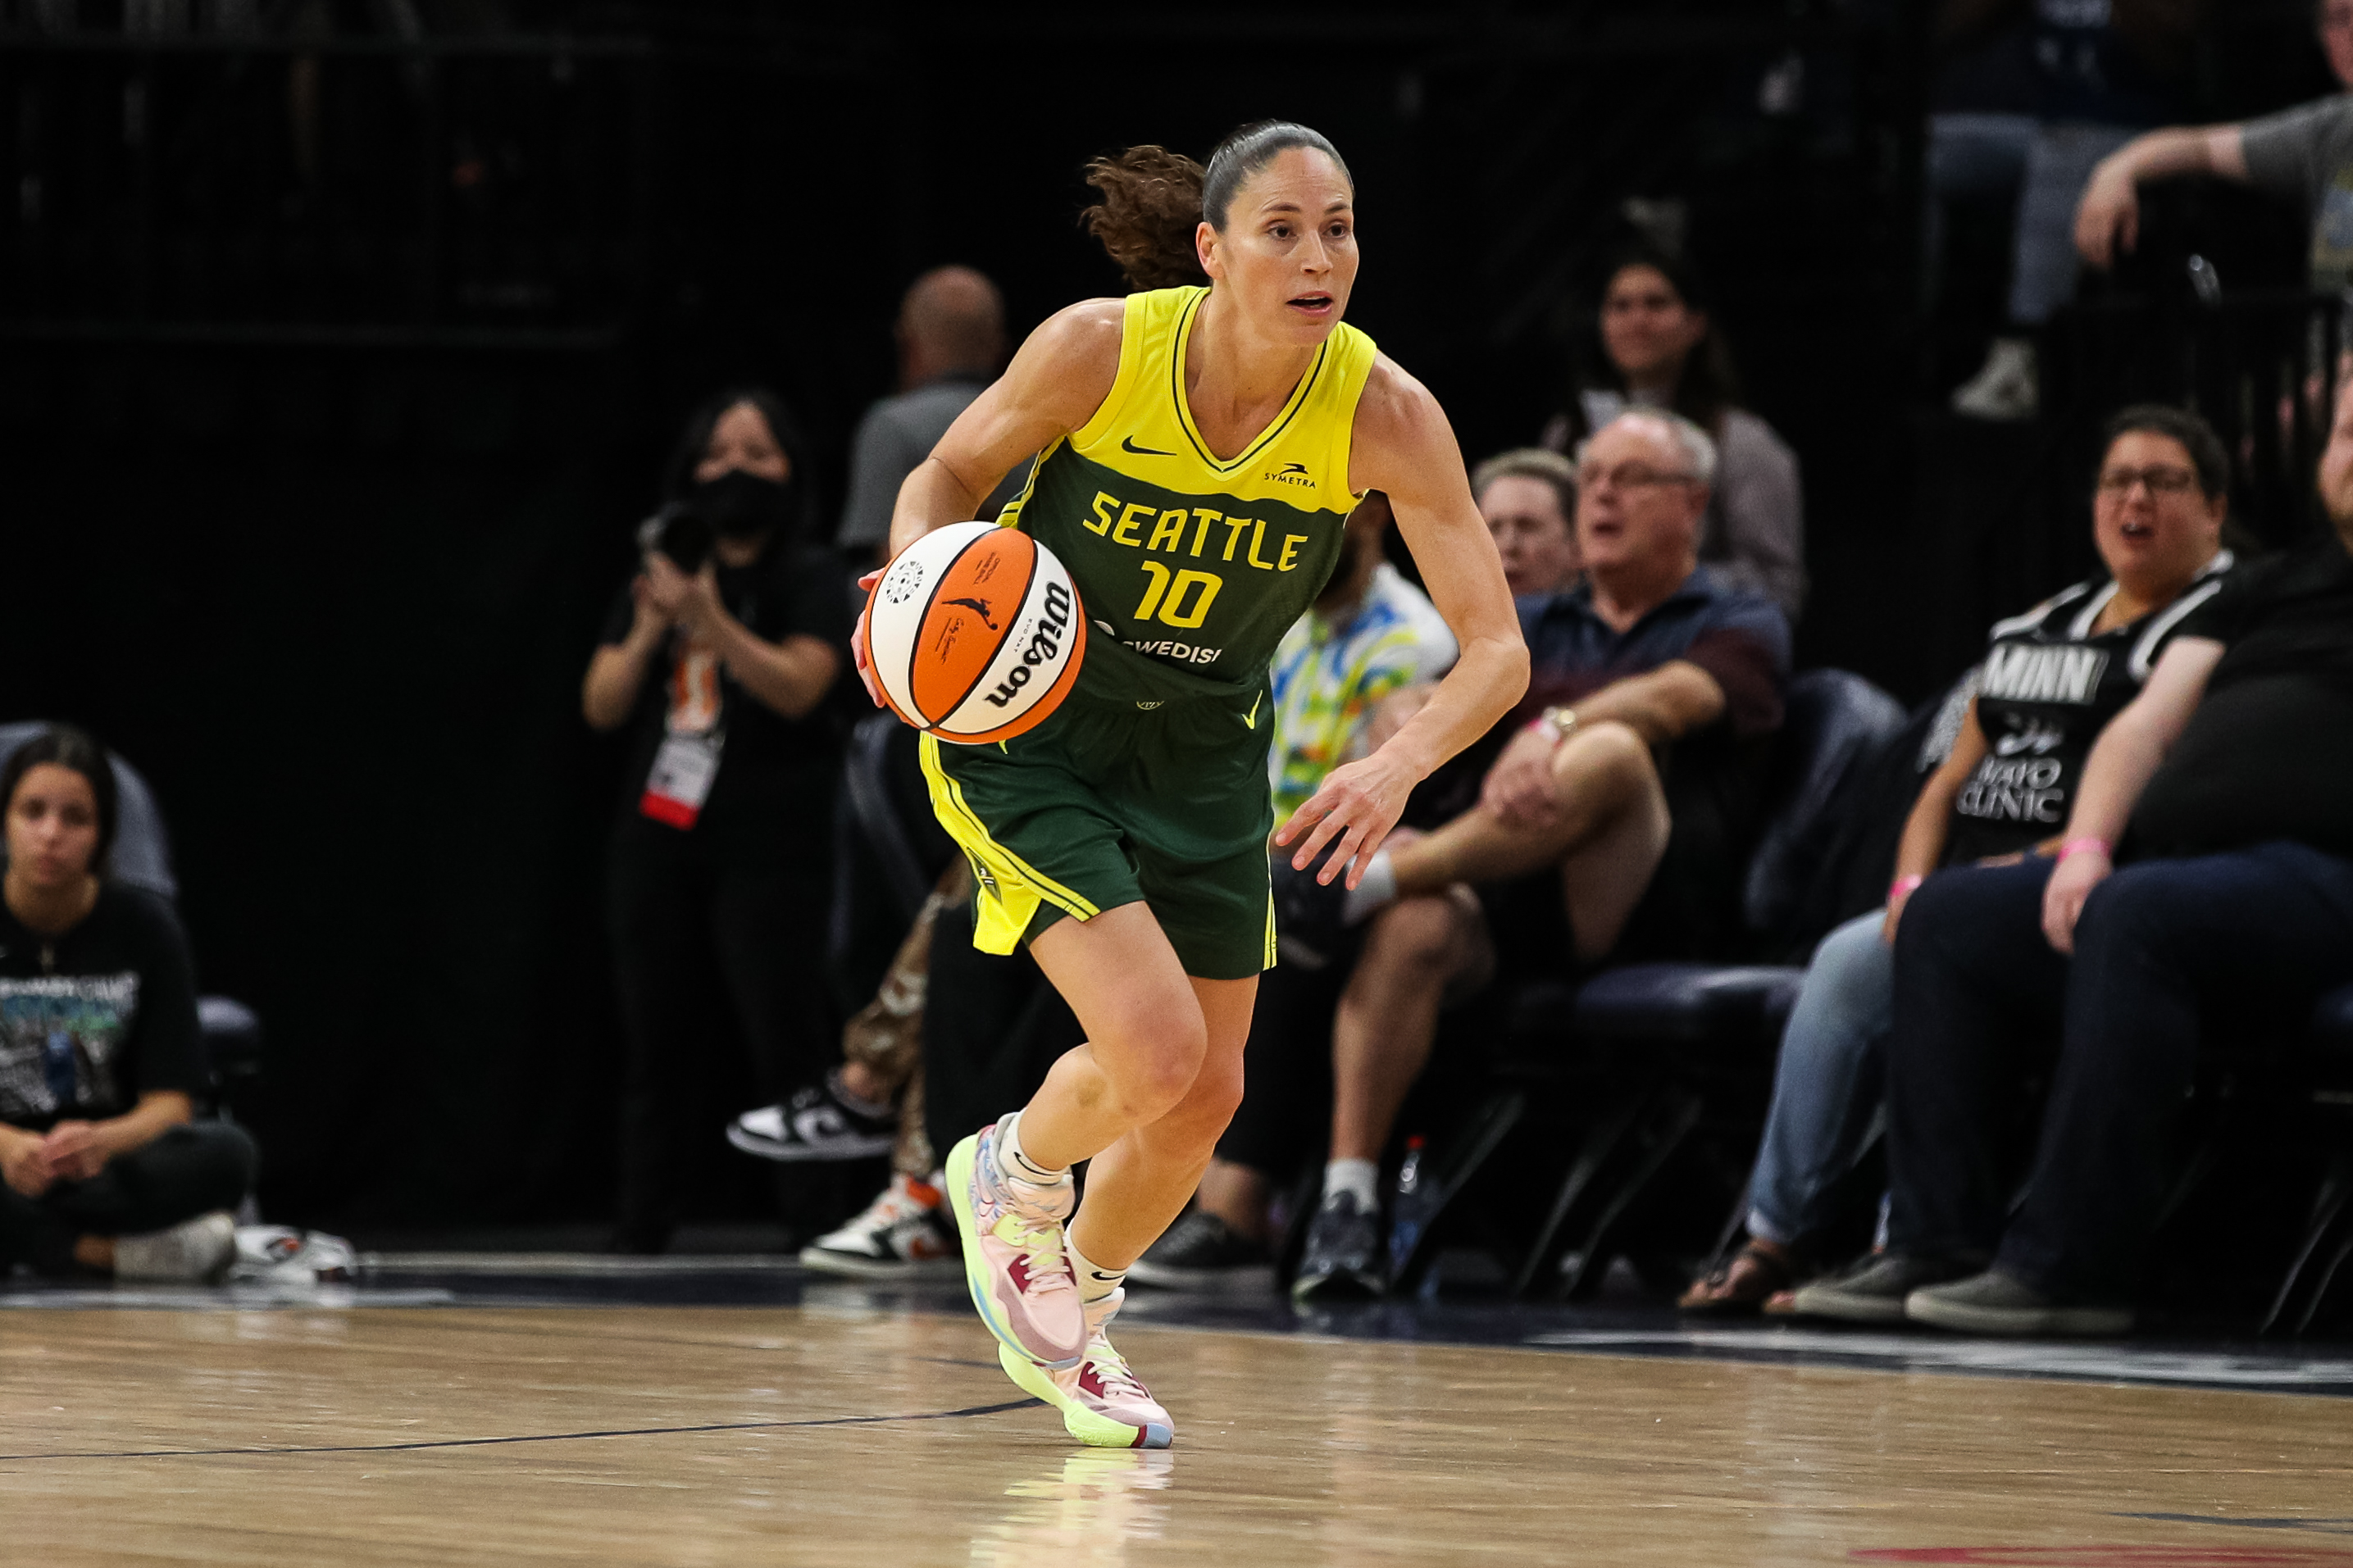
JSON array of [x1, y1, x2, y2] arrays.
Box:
[[1746, 909, 1891, 1248], [0, 1120, 258, 1274], [1927, 113, 2137, 326], [1886, 845, 2353, 1302]]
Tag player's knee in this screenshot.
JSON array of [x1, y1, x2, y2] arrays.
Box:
[[1099, 1002, 1210, 1121]]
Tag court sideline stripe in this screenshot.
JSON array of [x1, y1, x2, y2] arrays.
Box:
[[0, 1397, 1045, 1462]]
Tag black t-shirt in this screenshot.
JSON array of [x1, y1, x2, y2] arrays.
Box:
[[0, 883, 206, 1131], [600, 534, 854, 832], [1945, 557, 2233, 865], [2132, 535, 2353, 861]]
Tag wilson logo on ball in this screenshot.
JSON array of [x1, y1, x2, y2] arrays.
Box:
[[862, 521, 1087, 744]]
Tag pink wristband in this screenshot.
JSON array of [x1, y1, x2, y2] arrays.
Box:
[[1888, 874, 1924, 903], [2058, 837, 2112, 861]]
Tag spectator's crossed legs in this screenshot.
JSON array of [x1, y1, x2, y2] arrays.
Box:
[[1886, 846, 2353, 1305]]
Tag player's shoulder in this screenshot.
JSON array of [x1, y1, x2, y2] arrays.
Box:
[[1005, 298, 1127, 422], [1023, 298, 1127, 366], [1348, 353, 1453, 480]]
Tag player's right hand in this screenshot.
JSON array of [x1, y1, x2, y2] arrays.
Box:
[[852, 570, 885, 707]]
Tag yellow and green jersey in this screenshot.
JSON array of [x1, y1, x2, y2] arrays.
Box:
[[999, 285, 1377, 702]]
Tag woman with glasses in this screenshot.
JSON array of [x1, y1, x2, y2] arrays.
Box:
[[1682, 403, 2238, 1316]]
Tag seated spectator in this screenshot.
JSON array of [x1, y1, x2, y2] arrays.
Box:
[[0, 727, 256, 1282], [1249, 411, 1788, 1299], [2075, 0, 2353, 298], [1933, 0, 2194, 420], [835, 266, 1017, 569], [1127, 490, 1462, 1292], [1542, 247, 1806, 620], [582, 388, 849, 1253], [1471, 448, 1583, 600], [1794, 380, 2353, 1336], [1680, 404, 2237, 1315]]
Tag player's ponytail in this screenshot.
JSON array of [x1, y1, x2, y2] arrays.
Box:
[[1081, 145, 1211, 292]]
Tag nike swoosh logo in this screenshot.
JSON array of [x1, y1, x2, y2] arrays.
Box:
[[1122, 436, 1174, 456], [1245, 692, 1263, 730]]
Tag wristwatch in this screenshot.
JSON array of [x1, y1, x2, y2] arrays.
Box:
[[1535, 705, 1580, 744]]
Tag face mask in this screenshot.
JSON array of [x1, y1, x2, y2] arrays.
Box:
[[694, 468, 792, 541]]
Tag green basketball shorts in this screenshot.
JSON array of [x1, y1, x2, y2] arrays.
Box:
[[918, 682, 1277, 981]]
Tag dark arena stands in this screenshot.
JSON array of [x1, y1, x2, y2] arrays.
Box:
[[7, 0, 2353, 1559]]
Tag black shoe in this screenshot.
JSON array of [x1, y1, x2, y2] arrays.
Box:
[[1788, 1252, 1975, 1324], [728, 1075, 897, 1163], [1270, 854, 1361, 972], [1127, 1209, 1274, 1292], [1291, 1190, 1386, 1302]]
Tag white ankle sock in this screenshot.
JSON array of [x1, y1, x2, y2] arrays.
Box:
[[1339, 849, 1396, 926], [997, 1110, 1067, 1184], [1322, 1157, 1380, 1210], [1067, 1238, 1125, 1304]]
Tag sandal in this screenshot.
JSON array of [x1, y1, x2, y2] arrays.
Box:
[[1677, 1238, 1799, 1316]]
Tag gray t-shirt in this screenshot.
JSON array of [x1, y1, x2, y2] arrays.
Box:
[[835, 376, 1026, 552], [2241, 93, 2353, 293]]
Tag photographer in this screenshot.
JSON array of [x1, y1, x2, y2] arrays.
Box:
[[582, 388, 850, 1253]]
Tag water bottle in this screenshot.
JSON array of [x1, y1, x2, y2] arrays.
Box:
[[1388, 1136, 1436, 1281]]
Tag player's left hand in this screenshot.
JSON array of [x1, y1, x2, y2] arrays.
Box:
[[1274, 748, 1419, 889], [2041, 846, 2111, 955]]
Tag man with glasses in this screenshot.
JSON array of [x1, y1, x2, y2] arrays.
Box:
[[1263, 409, 1790, 1299]]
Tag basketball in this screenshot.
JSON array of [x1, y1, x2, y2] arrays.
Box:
[[862, 520, 1087, 744]]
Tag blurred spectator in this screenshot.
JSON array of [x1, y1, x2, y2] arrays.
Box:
[[582, 389, 849, 1253], [2075, 0, 2353, 293], [1268, 492, 1461, 827], [800, 870, 1087, 1279], [1935, 0, 2199, 420], [1542, 248, 1806, 619], [1127, 492, 1459, 1293], [1247, 411, 1788, 1299], [1471, 448, 1583, 601], [1795, 382, 2353, 1337], [0, 726, 256, 1283], [1680, 406, 2236, 1316], [835, 266, 1015, 567]]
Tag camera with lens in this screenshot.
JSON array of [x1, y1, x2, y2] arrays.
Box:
[[636, 500, 714, 574]]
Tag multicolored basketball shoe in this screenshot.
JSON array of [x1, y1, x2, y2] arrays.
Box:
[[944, 1123, 1086, 1370], [997, 1288, 1174, 1450]]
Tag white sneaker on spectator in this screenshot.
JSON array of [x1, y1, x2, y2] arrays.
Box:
[[230, 1225, 357, 1284], [799, 1173, 958, 1280], [114, 1211, 238, 1284], [1951, 336, 2039, 421]]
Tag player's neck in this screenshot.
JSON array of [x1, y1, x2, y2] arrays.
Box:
[[1183, 290, 1319, 455]]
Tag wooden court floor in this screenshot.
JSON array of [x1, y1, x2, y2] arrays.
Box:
[[2, 1302, 2350, 1566]]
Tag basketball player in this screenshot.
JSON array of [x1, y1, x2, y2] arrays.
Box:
[[856, 123, 1527, 1447]]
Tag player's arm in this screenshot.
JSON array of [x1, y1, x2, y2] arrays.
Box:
[[1277, 359, 1530, 884], [885, 300, 1124, 557]]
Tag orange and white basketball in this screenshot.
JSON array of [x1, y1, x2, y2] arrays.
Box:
[[862, 521, 1086, 744]]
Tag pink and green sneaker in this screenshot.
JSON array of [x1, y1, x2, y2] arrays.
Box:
[[944, 1123, 1086, 1370], [997, 1288, 1175, 1450]]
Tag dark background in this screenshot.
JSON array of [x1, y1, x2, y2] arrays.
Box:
[[0, 0, 2336, 1230]]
